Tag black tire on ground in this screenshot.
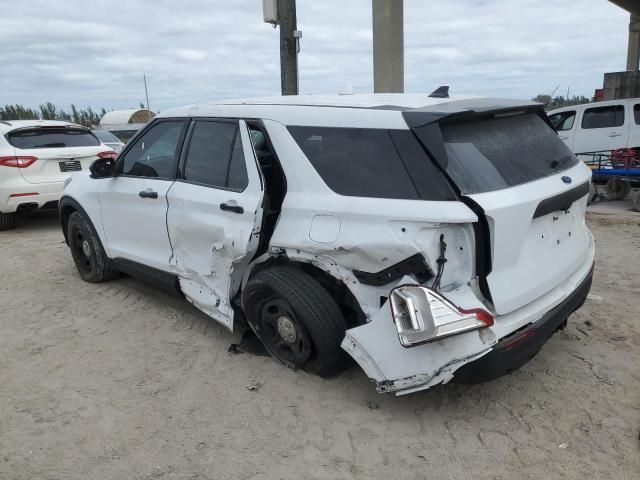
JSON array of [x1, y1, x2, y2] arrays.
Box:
[[588, 183, 597, 205], [67, 211, 118, 283], [243, 265, 349, 377], [631, 189, 640, 212], [605, 177, 631, 200], [0, 212, 16, 231]]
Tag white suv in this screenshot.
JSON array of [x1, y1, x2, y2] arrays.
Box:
[[59, 94, 595, 395], [0, 120, 117, 230]]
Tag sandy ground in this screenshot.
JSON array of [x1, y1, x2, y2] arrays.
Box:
[[0, 206, 638, 480]]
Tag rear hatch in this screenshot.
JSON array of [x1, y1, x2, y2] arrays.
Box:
[[7, 126, 105, 184], [413, 111, 592, 315]]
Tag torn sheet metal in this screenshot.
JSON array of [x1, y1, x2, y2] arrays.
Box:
[[342, 284, 497, 395]]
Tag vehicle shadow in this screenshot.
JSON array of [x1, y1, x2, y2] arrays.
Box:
[[11, 210, 60, 233]]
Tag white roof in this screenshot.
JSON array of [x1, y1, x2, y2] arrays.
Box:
[[100, 109, 155, 126], [158, 93, 480, 129], [0, 119, 79, 134]]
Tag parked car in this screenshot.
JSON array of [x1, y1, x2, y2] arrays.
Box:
[[548, 98, 640, 154], [92, 130, 125, 154], [59, 94, 594, 395], [0, 120, 116, 230]]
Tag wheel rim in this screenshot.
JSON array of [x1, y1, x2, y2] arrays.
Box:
[[71, 226, 92, 273], [259, 297, 311, 367]]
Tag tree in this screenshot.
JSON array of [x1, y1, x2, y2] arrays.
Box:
[[532, 94, 592, 111]]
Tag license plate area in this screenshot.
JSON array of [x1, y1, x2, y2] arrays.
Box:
[[59, 159, 81, 172]]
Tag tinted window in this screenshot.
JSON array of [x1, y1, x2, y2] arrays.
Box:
[[439, 113, 578, 194], [8, 128, 100, 149], [634, 104, 640, 125], [93, 130, 120, 143], [288, 127, 420, 199], [120, 121, 184, 178], [227, 133, 248, 190], [581, 105, 625, 129], [184, 121, 237, 188], [548, 111, 576, 131]]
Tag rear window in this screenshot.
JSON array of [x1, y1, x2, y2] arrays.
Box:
[[439, 113, 578, 195], [8, 128, 100, 149], [93, 130, 120, 143], [288, 126, 455, 200]]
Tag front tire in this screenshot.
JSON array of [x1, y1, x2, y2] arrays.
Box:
[[67, 211, 118, 283], [243, 265, 349, 377], [0, 212, 16, 231]]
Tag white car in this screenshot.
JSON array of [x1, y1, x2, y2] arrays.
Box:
[[92, 130, 125, 154], [548, 98, 640, 155], [59, 94, 595, 395], [0, 120, 117, 230]]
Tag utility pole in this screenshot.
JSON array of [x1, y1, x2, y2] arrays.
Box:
[[277, 0, 299, 95], [372, 0, 404, 93]]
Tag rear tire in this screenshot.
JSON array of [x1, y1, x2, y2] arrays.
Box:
[[0, 213, 16, 231], [632, 189, 640, 212], [67, 211, 118, 283], [605, 177, 630, 200], [243, 265, 349, 377]]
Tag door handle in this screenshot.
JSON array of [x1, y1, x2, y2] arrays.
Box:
[[220, 202, 244, 214], [139, 189, 158, 199], [607, 133, 623, 137]]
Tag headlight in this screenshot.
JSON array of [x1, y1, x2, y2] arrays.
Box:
[[389, 285, 493, 347]]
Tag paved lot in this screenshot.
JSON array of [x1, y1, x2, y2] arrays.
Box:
[[0, 208, 638, 480]]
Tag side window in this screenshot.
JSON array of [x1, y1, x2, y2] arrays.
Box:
[[548, 111, 576, 131], [634, 104, 640, 125], [120, 121, 185, 178], [581, 105, 625, 129], [182, 121, 248, 191]]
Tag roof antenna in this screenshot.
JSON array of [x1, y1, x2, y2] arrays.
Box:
[[429, 85, 449, 98]]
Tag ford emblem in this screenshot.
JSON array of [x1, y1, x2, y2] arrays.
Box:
[[561, 176, 572, 184]]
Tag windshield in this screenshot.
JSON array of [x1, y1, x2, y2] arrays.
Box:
[[93, 130, 120, 143], [439, 113, 578, 194], [8, 127, 100, 149]]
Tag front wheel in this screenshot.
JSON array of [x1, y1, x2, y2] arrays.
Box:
[[67, 211, 118, 283], [243, 265, 349, 377]]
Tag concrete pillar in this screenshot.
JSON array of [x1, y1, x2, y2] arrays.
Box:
[[372, 0, 404, 93], [627, 14, 640, 71]]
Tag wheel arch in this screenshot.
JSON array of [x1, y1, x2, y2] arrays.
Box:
[[241, 255, 368, 329], [59, 196, 105, 249]]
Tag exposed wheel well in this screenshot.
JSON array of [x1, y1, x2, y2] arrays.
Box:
[[247, 257, 367, 329], [59, 202, 78, 244]]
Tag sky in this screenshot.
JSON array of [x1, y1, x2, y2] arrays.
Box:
[[0, 0, 631, 113]]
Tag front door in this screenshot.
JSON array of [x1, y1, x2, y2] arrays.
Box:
[[166, 119, 264, 329], [99, 119, 188, 271]]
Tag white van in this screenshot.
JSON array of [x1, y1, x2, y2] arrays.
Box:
[[548, 98, 640, 155]]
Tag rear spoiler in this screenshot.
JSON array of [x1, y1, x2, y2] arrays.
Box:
[[402, 98, 546, 128]]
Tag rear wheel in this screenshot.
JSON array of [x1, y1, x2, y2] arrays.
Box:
[[243, 265, 349, 377], [0, 213, 16, 231], [631, 189, 640, 212], [67, 211, 118, 283], [605, 177, 631, 200]]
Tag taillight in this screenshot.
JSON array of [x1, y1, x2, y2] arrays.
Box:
[[0, 156, 38, 168], [97, 151, 118, 160], [389, 285, 494, 347]]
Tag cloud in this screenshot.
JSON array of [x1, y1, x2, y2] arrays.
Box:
[[0, 0, 631, 112]]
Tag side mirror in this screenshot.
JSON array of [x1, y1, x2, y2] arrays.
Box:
[[90, 158, 116, 178]]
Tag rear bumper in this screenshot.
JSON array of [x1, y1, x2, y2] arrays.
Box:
[[0, 182, 64, 213], [342, 234, 595, 395], [454, 267, 592, 383]]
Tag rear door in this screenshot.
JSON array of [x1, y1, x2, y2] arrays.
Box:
[[7, 126, 105, 183], [166, 119, 263, 329], [414, 112, 592, 315], [98, 119, 187, 271], [572, 103, 628, 153]]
